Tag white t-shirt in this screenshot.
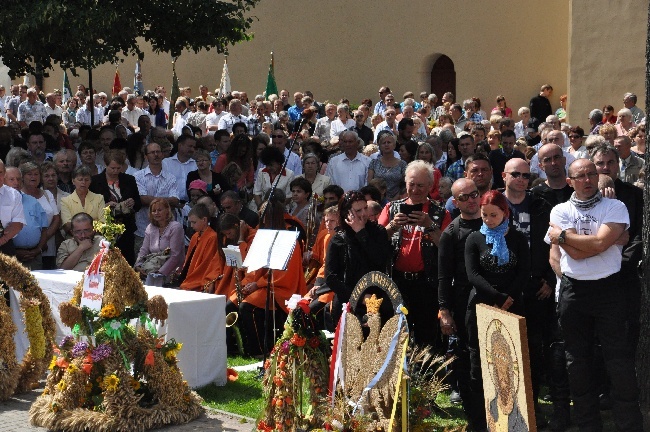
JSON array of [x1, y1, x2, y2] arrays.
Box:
[[546, 197, 629, 280]]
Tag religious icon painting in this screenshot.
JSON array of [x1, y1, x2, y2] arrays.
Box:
[[476, 304, 536, 432]]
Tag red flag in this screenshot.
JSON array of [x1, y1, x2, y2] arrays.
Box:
[[112, 68, 122, 96]]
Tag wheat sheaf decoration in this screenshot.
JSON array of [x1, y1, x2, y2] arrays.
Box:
[[0, 253, 56, 401]]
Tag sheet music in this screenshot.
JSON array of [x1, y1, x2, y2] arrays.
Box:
[[242, 229, 299, 271], [268, 230, 299, 270], [222, 246, 243, 268]]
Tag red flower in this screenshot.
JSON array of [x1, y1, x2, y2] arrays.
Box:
[[308, 337, 320, 348], [290, 334, 306, 347]]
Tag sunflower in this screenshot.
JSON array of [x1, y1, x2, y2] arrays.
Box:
[[102, 374, 120, 392]]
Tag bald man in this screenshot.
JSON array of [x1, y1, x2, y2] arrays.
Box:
[[501, 158, 532, 241]]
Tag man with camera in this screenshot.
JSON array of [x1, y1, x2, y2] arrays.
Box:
[[378, 160, 451, 347]]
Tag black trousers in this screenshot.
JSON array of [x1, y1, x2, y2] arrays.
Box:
[[394, 274, 439, 350], [238, 301, 288, 357], [558, 273, 643, 432]]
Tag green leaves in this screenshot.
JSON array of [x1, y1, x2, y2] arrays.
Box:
[[0, 0, 260, 78]]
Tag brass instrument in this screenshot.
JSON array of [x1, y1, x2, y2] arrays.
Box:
[[233, 267, 244, 306], [305, 194, 319, 252], [225, 311, 238, 327]]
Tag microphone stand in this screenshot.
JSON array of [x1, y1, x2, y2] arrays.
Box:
[[258, 119, 304, 372]]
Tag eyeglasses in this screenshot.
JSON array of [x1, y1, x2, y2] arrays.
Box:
[[506, 171, 531, 179], [354, 115, 364, 119], [569, 135, 582, 139], [547, 137, 562, 143], [569, 172, 598, 181], [72, 229, 93, 236], [455, 190, 479, 202], [541, 154, 564, 163]]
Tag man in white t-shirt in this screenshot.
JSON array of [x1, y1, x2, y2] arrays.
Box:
[[546, 159, 642, 432]]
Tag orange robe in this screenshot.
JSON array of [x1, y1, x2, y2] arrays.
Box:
[[315, 231, 335, 304], [180, 227, 219, 291], [206, 228, 257, 304], [241, 238, 307, 313]]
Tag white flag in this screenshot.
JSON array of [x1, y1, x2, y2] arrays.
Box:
[[217, 58, 231, 98], [134, 60, 144, 96]]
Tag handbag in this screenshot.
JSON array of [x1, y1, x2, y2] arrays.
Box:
[[139, 248, 171, 274]]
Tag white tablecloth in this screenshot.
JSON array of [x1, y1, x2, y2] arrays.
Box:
[[11, 270, 226, 388]]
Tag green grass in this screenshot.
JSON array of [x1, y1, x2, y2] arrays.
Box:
[[196, 356, 265, 419]]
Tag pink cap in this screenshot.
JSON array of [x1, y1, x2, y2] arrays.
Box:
[[188, 179, 208, 194]]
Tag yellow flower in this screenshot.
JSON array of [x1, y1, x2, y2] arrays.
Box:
[[102, 374, 120, 392], [130, 378, 141, 390], [68, 364, 79, 374], [48, 355, 57, 370], [56, 380, 67, 392], [99, 304, 119, 319]]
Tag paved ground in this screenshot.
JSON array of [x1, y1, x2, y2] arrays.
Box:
[[0, 387, 255, 432]]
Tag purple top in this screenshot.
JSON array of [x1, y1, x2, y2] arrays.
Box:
[[135, 220, 185, 276]]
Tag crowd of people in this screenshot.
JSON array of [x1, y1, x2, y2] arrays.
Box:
[[0, 81, 646, 432]]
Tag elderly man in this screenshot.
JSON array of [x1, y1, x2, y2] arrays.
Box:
[[217, 99, 247, 133], [613, 135, 644, 184], [352, 110, 373, 146], [438, 178, 484, 430], [44, 93, 63, 120], [121, 94, 145, 132], [53, 149, 75, 193], [547, 159, 643, 432], [5, 166, 47, 270], [220, 190, 259, 228], [325, 130, 370, 192], [373, 107, 398, 142], [0, 161, 26, 256], [56, 212, 103, 271], [17, 88, 47, 127], [433, 92, 454, 119], [314, 103, 337, 142], [623, 92, 645, 124], [588, 109, 604, 135], [26, 132, 52, 165], [379, 160, 451, 347]]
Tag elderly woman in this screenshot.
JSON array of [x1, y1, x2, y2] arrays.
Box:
[[367, 132, 406, 200], [134, 198, 185, 282], [21, 162, 61, 269], [615, 108, 636, 137], [298, 153, 331, 197], [89, 149, 141, 265], [629, 124, 646, 156], [330, 104, 355, 138], [61, 166, 105, 235], [599, 123, 618, 144], [40, 161, 69, 213]]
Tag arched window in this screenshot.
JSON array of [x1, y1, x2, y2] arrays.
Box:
[[430, 55, 455, 106]]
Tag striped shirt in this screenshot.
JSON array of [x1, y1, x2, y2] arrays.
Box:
[[134, 167, 178, 237]]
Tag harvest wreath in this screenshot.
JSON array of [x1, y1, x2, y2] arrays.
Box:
[[0, 253, 56, 401]]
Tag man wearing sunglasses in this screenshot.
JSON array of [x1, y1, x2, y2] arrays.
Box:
[[437, 178, 484, 430], [502, 158, 532, 242]]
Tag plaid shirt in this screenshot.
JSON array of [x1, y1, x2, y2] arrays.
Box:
[[445, 158, 465, 181]]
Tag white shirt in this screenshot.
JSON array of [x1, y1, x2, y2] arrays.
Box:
[[76, 106, 103, 126], [162, 155, 197, 202], [45, 104, 63, 120], [330, 118, 355, 139], [122, 106, 146, 128], [36, 190, 59, 256], [530, 148, 575, 180], [217, 112, 247, 133], [0, 184, 26, 229], [253, 167, 295, 201], [546, 197, 629, 280], [373, 121, 396, 142], [325, 152, 371, 192], [206, 111, 226, 133]]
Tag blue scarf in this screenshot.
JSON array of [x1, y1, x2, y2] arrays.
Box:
[[480, 219, 510, 266]]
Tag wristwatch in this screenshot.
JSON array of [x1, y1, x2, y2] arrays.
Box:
[[558, 230, 566, 244]]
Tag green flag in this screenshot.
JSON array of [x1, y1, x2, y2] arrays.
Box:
[[62, 70, 72, 104], [265, 52, 278, 97], [168, 58, 180, 130]]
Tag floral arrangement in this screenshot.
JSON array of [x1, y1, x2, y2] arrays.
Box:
[[256, 298, 330, 432], [30, 242, 202, 431], [93, 206, 125, 244], [0, 253, 56, 401]]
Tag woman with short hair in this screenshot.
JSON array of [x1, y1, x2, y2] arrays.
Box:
[[60, 165, 106, 235], [615, 108, 636, 137], [367, 132, 406, 200]]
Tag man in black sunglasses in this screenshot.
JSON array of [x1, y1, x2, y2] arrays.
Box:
[[502, 158, 532, 241]]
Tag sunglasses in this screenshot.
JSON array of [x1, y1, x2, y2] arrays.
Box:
[[507, 171, 531, 179], [455, 190, 479, 202]]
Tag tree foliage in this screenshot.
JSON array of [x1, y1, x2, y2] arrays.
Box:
[[0, 0, 259, 78]]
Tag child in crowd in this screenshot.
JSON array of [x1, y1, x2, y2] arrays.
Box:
[[288, 177, 314, 230], [178, 204, 219, 292]]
